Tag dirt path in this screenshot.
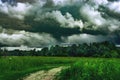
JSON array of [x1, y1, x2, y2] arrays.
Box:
[[23, 67, 63, 80]]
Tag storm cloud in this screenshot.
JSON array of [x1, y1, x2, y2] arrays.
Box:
[[0, 26, 57, 47], [0, 0, 120, 47]]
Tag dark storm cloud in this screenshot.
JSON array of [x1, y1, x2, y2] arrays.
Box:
[[0, 27, 57, 47], [0, 0, 120, 47]]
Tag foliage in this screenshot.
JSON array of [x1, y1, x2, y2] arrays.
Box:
[[0, 41, 120, 58], [56, 58, 120, 80]]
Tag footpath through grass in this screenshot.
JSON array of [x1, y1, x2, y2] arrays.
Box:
[[0, 57, 120, 80], [56, 58, 120, 80], [0, 56, 80, 80]]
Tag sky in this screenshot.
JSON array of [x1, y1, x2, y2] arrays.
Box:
[[0, 0, 120, 47]]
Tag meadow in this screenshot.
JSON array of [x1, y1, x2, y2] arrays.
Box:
[[0, 57, 120, 80], [0, 56, 80, 80], [56, 58, 120, 80]]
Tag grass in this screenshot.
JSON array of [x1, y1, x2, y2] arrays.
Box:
[[0, 56, 80, 80], [56, 58, 120, 80], [0, 57, 120, 80]]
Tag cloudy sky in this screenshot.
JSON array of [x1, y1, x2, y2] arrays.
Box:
[[0, 0, 120, 47]]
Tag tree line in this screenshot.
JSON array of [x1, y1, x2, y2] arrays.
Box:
[[0, 41, 120, 58]]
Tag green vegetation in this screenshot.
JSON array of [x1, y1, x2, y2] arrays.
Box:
[[0, 56, 80, 80], [56, 58, 120, 80], [0, 42, 120, 80], [0, 57, 120, 80], [1, 41, 120, 58]]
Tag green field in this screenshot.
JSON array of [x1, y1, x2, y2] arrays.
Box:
[[0, 56, 80, 80], [56, 58, 120, 80], [0, 57, 120, 80]]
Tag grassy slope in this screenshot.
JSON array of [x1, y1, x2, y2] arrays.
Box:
[[57, 58, 120, 80], [0, 56, 80, 80]]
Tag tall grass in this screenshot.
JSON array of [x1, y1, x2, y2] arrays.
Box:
[[0, 56, 79, 80], [57, 58, 120, 80]]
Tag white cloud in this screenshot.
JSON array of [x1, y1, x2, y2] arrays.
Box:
[[35, 10, 84, 29], [0, 27, 57, 47], [63, 34, 108, 44], [0, 0, 120, 46], [0, 0, 32, 19], [80, 4, 106, 26], [107, 1, 120, 13], [91, 0, 108, 5]]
